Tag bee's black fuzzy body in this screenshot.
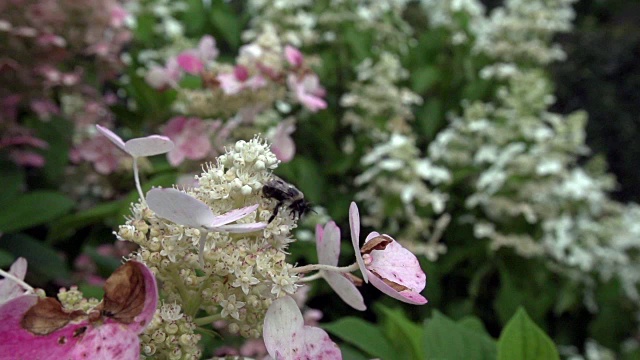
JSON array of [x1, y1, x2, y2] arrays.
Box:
[[262, 177, 312, 223]]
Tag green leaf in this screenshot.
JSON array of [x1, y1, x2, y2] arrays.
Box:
[[497, 308, 559, 360], [47, 199, 125, 243], [0, 234, 71, 282], [210, 0, 241, 48], [0, 249, 15, 267], [412, 66, 441, 93], [376, 304, 425, 359], [423, 311, 496, 360], [0, 161, 25, 204], [0, 191, 74, 233], [30, 116, 72, 184], [323, 317, 396, 360]]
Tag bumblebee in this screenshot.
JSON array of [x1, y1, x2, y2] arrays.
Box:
[[262, 176, 312, 223]]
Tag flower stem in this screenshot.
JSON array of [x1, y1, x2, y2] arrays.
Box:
[[299, 272, 323, 282], [291, 262, 359, 274], [133, 157, 146, 204], [194, 313, 223, 326]]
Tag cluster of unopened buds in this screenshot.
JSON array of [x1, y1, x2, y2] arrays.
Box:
[[0, 125, 427, 359]]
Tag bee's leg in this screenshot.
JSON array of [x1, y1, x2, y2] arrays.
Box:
[[268, 201, 283, 223]]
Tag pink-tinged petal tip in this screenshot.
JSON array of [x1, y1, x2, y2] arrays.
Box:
[[124, 135, 174, 157], [96, 125, 126, 152], [349, 202, 368, 283]]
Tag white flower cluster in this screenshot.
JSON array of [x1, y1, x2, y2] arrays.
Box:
[[472, 0, 576, 65], [428, 70, 640, 302], [245, 0, 413, 52], [341, 52, 423, 134], [140, 303, 202, 360], [126, 0, 188, 40], [355, 134, 450, 260], [118, 137, 302, 346]]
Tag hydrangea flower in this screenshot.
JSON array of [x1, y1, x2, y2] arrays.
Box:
[[287, 73, 327, 112], [269, 118, 296, 163], [263, 296, 341, 360], [316, 222, 366, 311], [349, 202, 428, 305], [217, 65, 267, 95], [145, 58, 181, 90], [0, 261, 158, 359], [162, 116, 214, 166]]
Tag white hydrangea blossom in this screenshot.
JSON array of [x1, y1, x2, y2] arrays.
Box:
[[428, 70, 640, 303], [119, 137, 303, 346]]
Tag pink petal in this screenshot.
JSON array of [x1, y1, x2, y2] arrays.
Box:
[[349, 202, 368, 283], [146, 188, 215, 229], [366, 236, 426, 294], [217, 73, 244, 95], [270, 119, 296, 163], [124, 135, 174, 157], [323, 272, 366, 311], [263, 296, 341, 360], [176, 52, 204, 74], [317, 221, 340, 267], [126, 261, 159, 333], [367, 270, 428, 305], [284, 45, 304, 67], [208, 204, 260, 228], [0, 295, 143, 359], [0, 257, 28, 305], [212, 223, 266, 233], [198, 35, 219, 62], [96, 125, 126, 152]]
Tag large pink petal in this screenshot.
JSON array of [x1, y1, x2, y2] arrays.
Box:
[[176, 52, 204, 74], [124, 135, 174, 157], [146, 188, 215, 228], [96, 125, 126, 152], [0, 296, 142, 360], [208, 204, 260, 228], [284, 45, 304, 67], [367, 271, 428, 305], [0, 257, 28, 304], [323, 272, 365, 311], [317, 221, 340, 266], [366, 237, 426, 293], [349, 202, 368, 283]]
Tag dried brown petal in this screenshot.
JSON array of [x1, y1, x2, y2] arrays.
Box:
[[360, 235, 393, 254], [99, 261, 146, 324], [21, 298, 85, 335]]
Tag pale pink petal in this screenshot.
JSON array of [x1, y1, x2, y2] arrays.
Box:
[[349, 202, 368, 283], [176, 52, 204, 74], [245, 75, 267, 90], [167, 148, 186, 166], [213, 223, 267, 233], [317, 221, 340, 266], [284, 45, 304, 67], [0, 258, 28, 305], [124, 135, 174, 157], [69, 323, 139, 359], [367, 270, 428, 305], [208, 204, 260, 228], [365, 235, 426, 293], [270, 119, 296, 163], [96, 124, 126, 152], [323, 272, 366, 311], [264, 296, 341, 360], [146, 188, 215, 229], [217, 72, 244, 95], [198, 35, 219, 62], [9, 150, 46, 168]]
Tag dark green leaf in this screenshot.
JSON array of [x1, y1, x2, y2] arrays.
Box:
[[323, 317, 396, 360], [497, 308, 559, 360], [376, 304, 424, 359], [423, 311, 496, 360], [0, 191, 74, 233], [47, 199, 125, 243], [0, 234, 71, 282]]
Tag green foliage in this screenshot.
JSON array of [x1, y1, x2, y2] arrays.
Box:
[[423, 311, 496, 360], [0, 191, 74, 234], [497, 308, 560, 360]]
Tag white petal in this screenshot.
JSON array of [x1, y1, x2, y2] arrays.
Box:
[[323, 271, 365, 311], [211, 223, 266, 233], [124, 135, 174, 157], [146, 188, 214, 228], [208, 204, 259, 227], [264, 296, 302, 358], [96, 125, 126, 152], [349, 202, 368, 283], [317, 221, 340, 266]]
